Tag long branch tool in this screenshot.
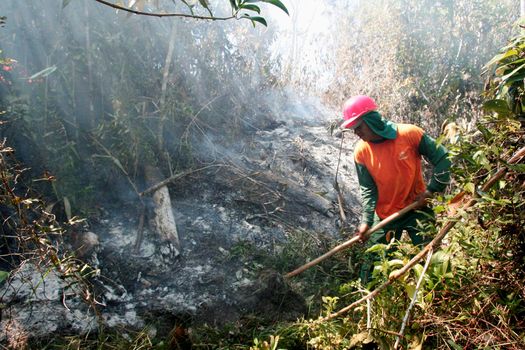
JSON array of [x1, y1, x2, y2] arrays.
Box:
[[284, 200, 420, 278], [334, 133, 347, 223]]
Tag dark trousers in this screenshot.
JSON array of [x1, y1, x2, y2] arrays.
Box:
[[359, 206, 435, 284]]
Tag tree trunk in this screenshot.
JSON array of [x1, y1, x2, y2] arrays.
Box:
[[144, 165, 180, 258], [158, 22, 177, 151]]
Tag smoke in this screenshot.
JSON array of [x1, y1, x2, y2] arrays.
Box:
[[0, 2, 283, 203], [0, 0, 519, 211]]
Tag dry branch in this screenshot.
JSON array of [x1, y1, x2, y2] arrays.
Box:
[[320, 145, 525, 322], [394, 247, 434, 349], [133, 204, 146, 254], [223, 163, 333, 217], [285, 201, 420, 278], [250, 171, 333, 216], [140, 164, 225, 196], [93, 0, 236, 20], [334, 134, 347, 223], [91, 136, 141, 197]]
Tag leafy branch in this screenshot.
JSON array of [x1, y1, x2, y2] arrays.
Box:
[[91, 0, 288, 26]]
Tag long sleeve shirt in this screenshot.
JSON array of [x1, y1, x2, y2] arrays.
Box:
[[354, 124, 451, 226]]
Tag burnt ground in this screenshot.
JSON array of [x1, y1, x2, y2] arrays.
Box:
[[0, 98, 363, 344]]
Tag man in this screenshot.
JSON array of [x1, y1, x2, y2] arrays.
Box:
[[341, 95, 451, 281]]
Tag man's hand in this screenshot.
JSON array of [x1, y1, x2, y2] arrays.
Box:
[[415, 190, 433, 209], [355, 223, 370, 243]]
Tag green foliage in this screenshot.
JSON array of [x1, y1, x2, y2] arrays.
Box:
[[483, 32, 525, 117], [250, 335, 281, 350]]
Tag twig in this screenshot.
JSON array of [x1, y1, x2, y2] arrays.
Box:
[[90, 136, 141, 197], [368, 328, 404, 338], [139, 164, 224, 196], [93, 0, 236, 20], [366, 297, 371, 329], [181, 94, 223, 147], [228, 166, 283, 201], [394, 247, 433, 349], [133, 204, 146, 254], [334, 134, 347, 223], [62, 290, 71, 311]]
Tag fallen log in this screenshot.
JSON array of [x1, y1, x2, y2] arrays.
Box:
[[231, 168, 333, 217]]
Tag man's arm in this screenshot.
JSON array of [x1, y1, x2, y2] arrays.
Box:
[[418, 133, 452, 193], [355, 163, 378, 227]]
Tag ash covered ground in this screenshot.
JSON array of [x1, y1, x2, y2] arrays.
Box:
[[0, 97, 363, 342]]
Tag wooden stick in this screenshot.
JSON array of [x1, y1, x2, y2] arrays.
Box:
[[394, 247, 434, 349], [320, 145, 525, 322], [285, 201, 421, 278], [139, 164, 223, 196], [334, 135, 347, 223], [133, 204, 146, 254]]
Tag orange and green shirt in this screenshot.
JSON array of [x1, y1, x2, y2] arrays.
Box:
[[354, 124, 450, 226]]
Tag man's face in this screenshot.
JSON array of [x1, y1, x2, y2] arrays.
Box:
[[353, 121, 380, 142]]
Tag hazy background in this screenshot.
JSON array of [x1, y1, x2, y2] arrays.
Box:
[[0, 0, 519, 214]]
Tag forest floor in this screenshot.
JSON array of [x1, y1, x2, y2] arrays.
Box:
[[0, 96, 363, 343]]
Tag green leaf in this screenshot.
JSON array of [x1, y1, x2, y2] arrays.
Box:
[[198, 0, 213, 16], [496, 57, 525, 72], [446, 339, 463, 350], [412, 263, 423, 280], [242, 15, 267, 27], [424, 291, 433, 303], [62, 0, 73, 8], [500, 62, 525, 81], [485, 49, 518, 68], [405, 283, 416, 298], [482, 99, 512, 117], [430, 250, 448, 265], [433, 205, 445, 214], [502, 72, 525, 84], [366, 243, 388, 253], [464, 182, 475, 194], [198, 0, 209, 9], [261, 0, 289, 15], [229, 0, 238, 10], [0, 271, 8, 283], [507, 163, 525, 173], [387, 259, 405, 268], [239, 4, 261, 13]]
